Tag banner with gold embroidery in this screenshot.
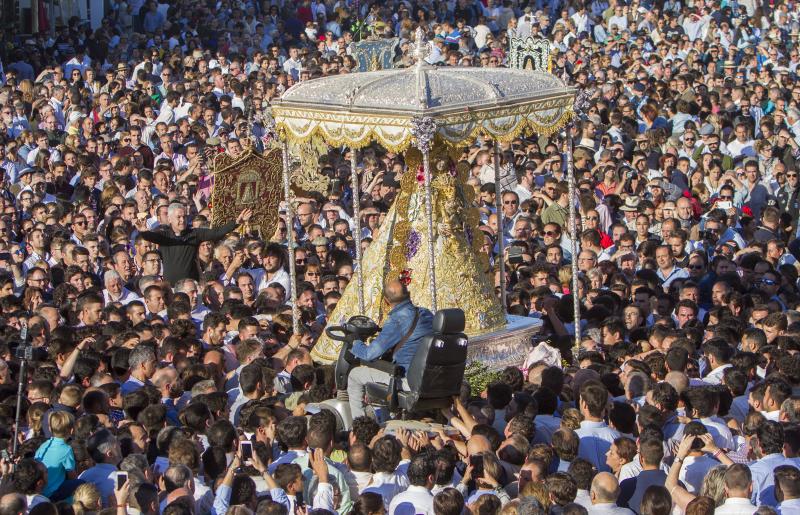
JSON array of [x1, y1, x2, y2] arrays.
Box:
[[211, 148, 284, 239]]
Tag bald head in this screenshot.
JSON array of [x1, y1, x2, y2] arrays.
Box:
[[384, 279, 410, 305], [467, 434, 492, 456], [0, 494, 26, 515], [151, 367, 177, 389], [591, 472, 620, 504], [665, 371, 689, 395]]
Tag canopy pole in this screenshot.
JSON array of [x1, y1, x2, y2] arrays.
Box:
[[565, 126, 580, 349], [281, 140, 300, 334], [422, 148, 437, 313], [411, 117, 438, 313], [492, 142, 507, 311], [349, 149, 365, 315]]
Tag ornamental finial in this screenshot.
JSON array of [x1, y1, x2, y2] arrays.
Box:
[[411, 27, 430, 68]]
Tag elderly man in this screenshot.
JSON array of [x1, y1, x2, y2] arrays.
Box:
[[590, 472, 634, 514], [103, 270, 140, 305], [141, 203, 252, 284]]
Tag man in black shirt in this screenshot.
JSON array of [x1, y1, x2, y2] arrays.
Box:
[[141, 203, 252, 284]]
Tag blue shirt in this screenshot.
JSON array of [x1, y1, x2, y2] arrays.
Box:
[[35, 437, 75, 497], [575, 420, 621, 473], [350, 300, 434, 370], [78, 463, 118, 507]]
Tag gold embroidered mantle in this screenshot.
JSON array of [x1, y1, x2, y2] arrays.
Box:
[[311, 148, 505, 364]]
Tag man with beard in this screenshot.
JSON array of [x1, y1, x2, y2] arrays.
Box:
[[243, 242, 290, 301]]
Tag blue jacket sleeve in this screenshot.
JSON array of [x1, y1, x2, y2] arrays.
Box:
[[350, 311, 405, 362], [270, 488, 291, 513], [211, 485, 232, 515]]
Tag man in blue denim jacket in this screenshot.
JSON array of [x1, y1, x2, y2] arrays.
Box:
[[347, 279, 434, 418]]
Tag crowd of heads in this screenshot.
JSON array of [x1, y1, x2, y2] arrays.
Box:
[[2, 0, 800, 514]]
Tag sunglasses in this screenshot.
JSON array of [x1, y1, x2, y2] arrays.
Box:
[[688, 264, 704, 270], [758, 279, 777, 286], [503, 200, 518, 205], [719, 195, 733, 200], [543, 231, 559, 236]]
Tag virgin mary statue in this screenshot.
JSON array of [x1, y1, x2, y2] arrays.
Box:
[[311, 148, 506, 364]]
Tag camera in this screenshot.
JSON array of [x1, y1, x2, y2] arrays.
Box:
[[15, 345, 33, 360], [508, 246, 525, 265]]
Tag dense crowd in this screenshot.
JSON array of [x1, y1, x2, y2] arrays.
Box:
[[2, 0, 800, 515]]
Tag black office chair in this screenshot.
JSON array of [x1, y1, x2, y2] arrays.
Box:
[[365, 308, 468, 416]]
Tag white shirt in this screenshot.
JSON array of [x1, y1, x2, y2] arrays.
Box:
[[778, 498, 800, 515], [589, 502, 635, 515], [352, 470, 373, 493], [762, 410, 781, 421], [726, 139, 756, 159], [608, 15, 628, 30], [513, 183, 532, 204], [248, 266, 291, 300], [362, 471, 410, 507], [700, 416, 735, 450], [703, 363, 732, 385], [619, 458, 642, 482], [388, 485, 434, 515], [714, 497, 757, 514], [679, 454, 720, 493], [103, 287, 140, 306], [574, 489, 592, 510]]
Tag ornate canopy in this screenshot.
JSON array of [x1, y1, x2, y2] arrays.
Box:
[[272, 31, 575, 152]]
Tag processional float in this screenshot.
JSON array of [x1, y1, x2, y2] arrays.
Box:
[[215, 29, 576, 367]]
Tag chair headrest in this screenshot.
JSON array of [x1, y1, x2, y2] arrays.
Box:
[[433, 309, 465, 334]]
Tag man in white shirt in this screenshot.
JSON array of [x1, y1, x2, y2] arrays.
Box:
[[684, 388, 735, 450], [701, 339, 734, 385], [388, 453, 435, 515], [589, 472, 634, 514], [677, 423, 722, 493], [761, 379, 792, 422], [726, 122, 756, 159], [576, 381, 621, 473], [513, 164, 535, 204], [283, 47, 302, 81], [775, 465, 800, 514], [362, 436, 410, 506], [103, 270, 140, 306], [715, 464, 757, 514], [608, 6, 628, 30], [245, 243, 291, 301]]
